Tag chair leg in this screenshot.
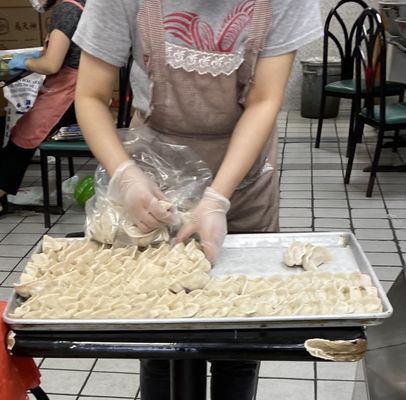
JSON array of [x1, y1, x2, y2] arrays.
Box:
[[40, 151, 51, 228], [392, 129, 400, 152], [55, 156, 63, 209], [30, 386, 50, 400], [366, 127, 385, 197], [68, 157, 75, 177], [346, 100, 356, 158], [315, 92, 327, 148], [345, 119, 364, 184]]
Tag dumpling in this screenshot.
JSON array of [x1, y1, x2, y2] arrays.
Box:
[[283, 241, 307, 267], [283, 242, 330, 271]]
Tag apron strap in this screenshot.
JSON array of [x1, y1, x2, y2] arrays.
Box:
[[239, 0, 272, 84], [246, 0, 272, 54], [62, 0, 85, 11], [141, 0, 168, 82]]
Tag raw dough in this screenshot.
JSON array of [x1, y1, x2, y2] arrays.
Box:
[[11, 236, 383, 320]]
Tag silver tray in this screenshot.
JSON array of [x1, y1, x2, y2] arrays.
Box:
[[4, 232, 393, 331]]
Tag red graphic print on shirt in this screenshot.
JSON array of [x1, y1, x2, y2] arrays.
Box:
[[163, 0, 254, 52]]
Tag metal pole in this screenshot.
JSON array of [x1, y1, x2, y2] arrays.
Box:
[[170, 359, 207, 400]]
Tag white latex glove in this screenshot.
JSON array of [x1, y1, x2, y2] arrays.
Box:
[[176, 187, 230, 263], [107, 160, 173, 233]]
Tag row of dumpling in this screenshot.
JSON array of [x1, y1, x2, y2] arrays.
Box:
[[12, 236, 383, 320], [16, 257, 377, 309], [11, 276, 382, 320], [25, 236, 207, 280], [15, 236, 211, 298], [12, 269, 383, 319], [19, 235, 370, 300]]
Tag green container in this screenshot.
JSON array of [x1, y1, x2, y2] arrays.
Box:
[[74, 176, 95, 208]]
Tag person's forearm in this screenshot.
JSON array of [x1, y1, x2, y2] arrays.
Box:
[[211, 99, 279, 198], [75, 96, 130, 176], [25, 56, 53, 75], [211, 53, 295, 199]]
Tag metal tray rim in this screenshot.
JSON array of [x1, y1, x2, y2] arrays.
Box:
[[3, 232, 393, 331]]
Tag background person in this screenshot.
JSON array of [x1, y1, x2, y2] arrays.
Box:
[[0, 0, 86, 216]]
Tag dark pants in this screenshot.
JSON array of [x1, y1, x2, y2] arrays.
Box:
[[0, 104, 76, 195], [140, 359, 260, 400], [0, 141, 36, 195]]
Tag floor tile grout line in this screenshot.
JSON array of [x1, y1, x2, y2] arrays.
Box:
[[278, 110, 289, 187], [0, 235, 44, 286], [362, 138, 406, 268], [75, 358, 99, 400]]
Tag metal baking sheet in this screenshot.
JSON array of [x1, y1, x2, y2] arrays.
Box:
[[4, 232, 393, 331]]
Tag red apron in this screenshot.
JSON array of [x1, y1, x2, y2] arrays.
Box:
[[0, 301, 41, 400], [11, 0, 84, 149]]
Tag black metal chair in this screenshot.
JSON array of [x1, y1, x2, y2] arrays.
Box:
[[117, 54, 134, 129], [314, 0, 405, 154], [39, 57, 134, 228], [39, 140, 92, 227], [344, 7, 406, 197], [30, 386, 50, 400], [315, 0, 368, 152]]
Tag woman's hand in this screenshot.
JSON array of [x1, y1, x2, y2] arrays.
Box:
[[8, 51, 42, 70], [108, 160, 173, 233], [176, 187, 230, 263]]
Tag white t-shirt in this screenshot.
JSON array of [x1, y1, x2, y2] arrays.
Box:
[[73, 0, 322, 112]]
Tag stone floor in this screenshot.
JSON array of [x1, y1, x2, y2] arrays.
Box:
[[0, 110, 405, 400]]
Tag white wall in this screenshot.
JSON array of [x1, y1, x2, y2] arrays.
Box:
[[284, 0, 379, 110]]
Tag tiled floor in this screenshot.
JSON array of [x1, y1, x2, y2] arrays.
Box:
[[1, 110, 405, 400]]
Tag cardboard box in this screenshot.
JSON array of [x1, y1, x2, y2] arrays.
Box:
[[1, 0, 32, 7], [0, 7, 42, 50], [39, 9, 52, 43], [0, 3, 49, 116]]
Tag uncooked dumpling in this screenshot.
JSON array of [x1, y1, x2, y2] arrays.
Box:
[[86, 196, 171, 247], [11, 236, 383, 320], [283, 241, 331, 270]]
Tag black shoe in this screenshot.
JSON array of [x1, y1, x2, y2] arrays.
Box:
[[0, 196, 8, 216]]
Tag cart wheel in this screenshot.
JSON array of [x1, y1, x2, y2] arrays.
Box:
[[30, 386, 50, 400]]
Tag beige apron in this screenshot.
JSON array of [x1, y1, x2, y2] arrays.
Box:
[[137, 0, 279, 233]]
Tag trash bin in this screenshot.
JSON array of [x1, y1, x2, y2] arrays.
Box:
[[300, 57, 341, 119]]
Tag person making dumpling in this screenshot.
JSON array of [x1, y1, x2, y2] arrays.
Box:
[[73, 0, 322, 398], [0, 0, 86, 216]]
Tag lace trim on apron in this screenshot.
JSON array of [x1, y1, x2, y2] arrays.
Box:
[[166, 43, 244, 77]]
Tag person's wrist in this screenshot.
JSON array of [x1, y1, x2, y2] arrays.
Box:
[[111, 159, 136, 179], [204, 187, 230, 213], [23, 57, 30, 70]]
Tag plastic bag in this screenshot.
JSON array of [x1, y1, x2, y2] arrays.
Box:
[[3, 73, 45, 113], [85, 126, 212, 246], [7, 187, 43, 206]]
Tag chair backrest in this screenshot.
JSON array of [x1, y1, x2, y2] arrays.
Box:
[[354, 7, 387, 125], [322, 0, 368, 86], [117, 54, 134, 129]]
